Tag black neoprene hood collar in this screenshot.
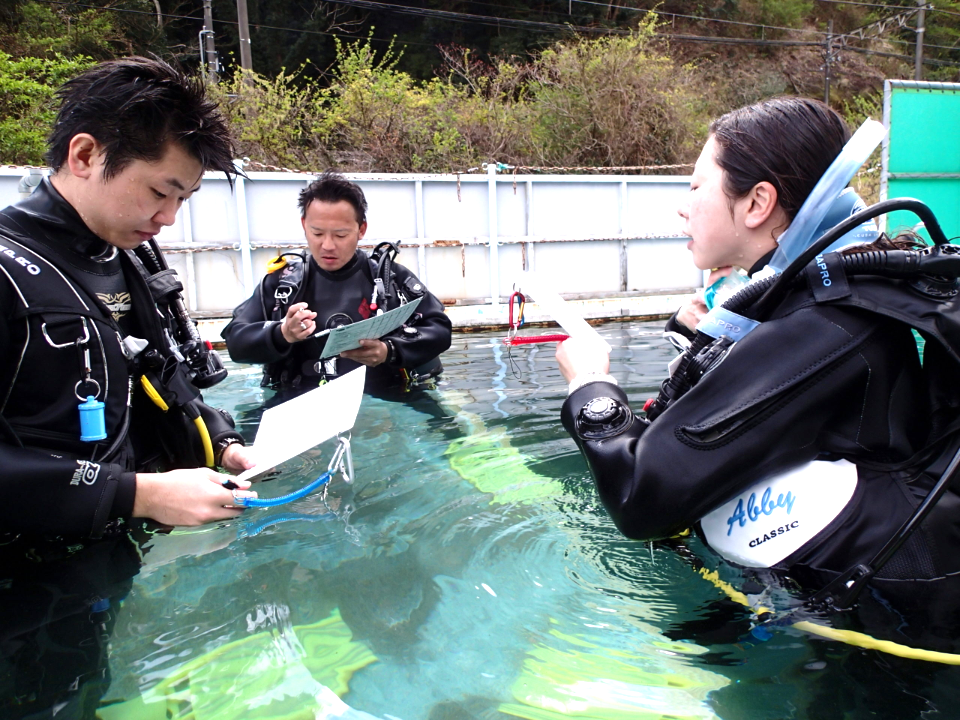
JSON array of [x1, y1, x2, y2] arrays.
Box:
[[15, 179, 115, 261]]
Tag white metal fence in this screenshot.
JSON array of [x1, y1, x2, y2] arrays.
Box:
[[0, 166, 699, 320]]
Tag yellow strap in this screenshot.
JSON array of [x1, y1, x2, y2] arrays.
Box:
[[140, 375, 169, 412], [697, 566, 960, 665], [192, 415, 215, 468]]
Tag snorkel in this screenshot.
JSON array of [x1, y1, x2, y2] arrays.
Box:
[[765, 118, 887, 274]]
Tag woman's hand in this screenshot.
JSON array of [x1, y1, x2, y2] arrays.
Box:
[[556, 337, 610, 383], [676, 267, 734, 332]]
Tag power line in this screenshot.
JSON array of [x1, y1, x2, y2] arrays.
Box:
[[29, 0, 960, 66], [814, 0, 960, 19], [30, 0, 438, 48], [319, 0, 626, 35], [570, 0, 828, 37]]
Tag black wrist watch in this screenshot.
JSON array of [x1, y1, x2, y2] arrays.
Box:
[[215, 437, 244, 467]]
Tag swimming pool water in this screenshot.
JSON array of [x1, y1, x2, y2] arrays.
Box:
[[5, 320, 960, 720]]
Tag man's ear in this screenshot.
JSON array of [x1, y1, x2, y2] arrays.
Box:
[[301, 215, 307, 232], [64, 134, 102, 180], [743, 181, 779, 229], [357, 221, 367, 241]]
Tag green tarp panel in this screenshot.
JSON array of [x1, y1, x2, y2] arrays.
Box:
[[882, 80, 960, 242]]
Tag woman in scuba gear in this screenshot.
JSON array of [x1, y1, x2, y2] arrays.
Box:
[[556, 96, 960, 652]]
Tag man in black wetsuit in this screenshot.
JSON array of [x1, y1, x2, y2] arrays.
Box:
[[0, 57, 257, 540], [222, 171, 452, 395]]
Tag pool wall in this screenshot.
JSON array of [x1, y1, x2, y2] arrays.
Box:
[[0, 166, 701, 334]]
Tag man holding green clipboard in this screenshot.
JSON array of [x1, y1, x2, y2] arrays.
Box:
[[223, 172, 452, 395]]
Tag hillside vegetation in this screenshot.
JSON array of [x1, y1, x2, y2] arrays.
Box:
[[1, 0, 956, 178]]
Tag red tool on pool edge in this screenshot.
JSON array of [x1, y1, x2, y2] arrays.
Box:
[[503, 291, 570, 346]]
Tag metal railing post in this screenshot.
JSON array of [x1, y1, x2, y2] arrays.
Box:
[[487, 163, 500, 308], [182, 199, 199, 312], [619, 179, 628, 292], [415, 178, 427, 283], [234, 160, 254, 295]]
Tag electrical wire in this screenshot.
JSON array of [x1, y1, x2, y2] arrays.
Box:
[[30, 0, 960, 66], [570, 0, 829, 37], [30, 0, 438, 48]]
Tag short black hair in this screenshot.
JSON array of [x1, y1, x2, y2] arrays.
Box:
[[47, 57, 237, 184], [298, 171, 367, 225]]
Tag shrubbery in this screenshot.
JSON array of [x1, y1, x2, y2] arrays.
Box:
[[0, 15, 896, 180], [214, 21, 713, 174], [0, 51, 93, 165]]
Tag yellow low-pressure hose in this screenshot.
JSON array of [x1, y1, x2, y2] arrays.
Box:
[[192, 414, 215, 468], [698, 566, 960, 665]]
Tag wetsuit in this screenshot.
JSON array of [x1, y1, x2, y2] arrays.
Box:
[[561, 256, 960, 591], [222, 250, 452, 394], [0, 180, 242, 539]]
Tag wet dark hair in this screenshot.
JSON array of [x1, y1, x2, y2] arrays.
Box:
[[710, 97, 851, 223], [47, 57, 237, 184], [298, 171, 368, 225]]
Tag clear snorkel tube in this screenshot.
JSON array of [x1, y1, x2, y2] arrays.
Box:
[[766, 118, 888, 274]]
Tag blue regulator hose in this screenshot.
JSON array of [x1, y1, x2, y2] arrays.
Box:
[[235, 471, 333, 508]]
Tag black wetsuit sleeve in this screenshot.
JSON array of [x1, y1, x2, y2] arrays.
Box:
[[221, 282, 292, 364], [196, 400, 244, 449], [383, 266, 452, 369], [561, 305, 892, 541], [0, 443, 134, 538]]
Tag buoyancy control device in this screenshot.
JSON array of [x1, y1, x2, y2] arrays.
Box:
[[646, 197, 960, 611]]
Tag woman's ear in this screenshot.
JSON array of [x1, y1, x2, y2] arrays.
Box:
[[743, 181, 780, 229]]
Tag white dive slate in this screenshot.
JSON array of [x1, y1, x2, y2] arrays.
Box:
[[236, 366, 366, 482]]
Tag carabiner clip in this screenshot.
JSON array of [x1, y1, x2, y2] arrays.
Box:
[[42, 316, 90, 349], [328, 434, 354, 484]]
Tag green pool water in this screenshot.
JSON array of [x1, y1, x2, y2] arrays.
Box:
[[6, 321, 959, 720]]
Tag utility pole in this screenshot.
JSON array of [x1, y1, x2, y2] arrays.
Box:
[[200, 0, 218, 82], [915, 0, 926, 81], [824, 20, 833, 105], [236, 0, 253, 73]]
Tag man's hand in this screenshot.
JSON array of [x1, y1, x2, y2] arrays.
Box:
[[556, 337, 610, 383], [132, 469, 258, 526], [220, 443, 256, 474], [280, 301, 317, 344], [340, 338, 388, 367], [676, 267, 733, 332]]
